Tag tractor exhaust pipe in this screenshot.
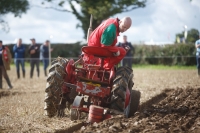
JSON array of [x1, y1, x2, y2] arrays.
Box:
[[87, 14, 93, 43]]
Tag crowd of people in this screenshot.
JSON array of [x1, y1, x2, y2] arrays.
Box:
[[0, 38, 51, 89]]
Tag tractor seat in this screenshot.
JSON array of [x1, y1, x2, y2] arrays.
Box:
[[82, 46, 114, 58]]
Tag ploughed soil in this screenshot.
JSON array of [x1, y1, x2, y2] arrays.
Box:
[[76, 87, 200, 133], [0, 67, 200, 133]]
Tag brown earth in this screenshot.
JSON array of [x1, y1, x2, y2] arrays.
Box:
[[77, 87, 200, 133], [0, 66, 199, 133]]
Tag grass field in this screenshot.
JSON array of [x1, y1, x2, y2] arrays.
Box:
[[132, 64, 196, 69]]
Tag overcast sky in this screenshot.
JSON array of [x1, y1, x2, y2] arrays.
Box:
[[0, 0, 200, 44]]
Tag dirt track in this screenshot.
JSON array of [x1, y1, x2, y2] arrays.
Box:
[[0, 67, 199, 132]]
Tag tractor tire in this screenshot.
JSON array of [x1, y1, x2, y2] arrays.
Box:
[[125, 67, 134, 90], [110, 66, 134, 114], [115, 66, 134, 91], [44, 57, 73, 117], [129, 90, 140, 117]]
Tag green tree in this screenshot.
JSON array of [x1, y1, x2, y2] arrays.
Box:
[[187, 28, 199, 43], [175, 28, 199, 43], [0, 0, 29, 32], [41, 0, 147, 38]]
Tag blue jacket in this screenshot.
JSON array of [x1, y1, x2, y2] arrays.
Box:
[[195, 39, 200, 55], [13, 44, 25, 59]]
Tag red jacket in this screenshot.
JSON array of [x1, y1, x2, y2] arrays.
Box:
[[88, 18, 119, 49], [85, 18, 126, 69]]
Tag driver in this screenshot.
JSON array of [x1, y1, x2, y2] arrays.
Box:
[[86, 17, 132, 69]]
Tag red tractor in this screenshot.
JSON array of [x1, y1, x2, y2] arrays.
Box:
[[44, 46, 140, 122]]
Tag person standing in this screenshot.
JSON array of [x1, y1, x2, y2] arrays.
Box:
[[40, 40, 51, 76], [195, 34, 200, 77], [118, 35, 134, 68], [28, 38, 40, 78], [13, 38, 26, 79], [0, 40, 13, 89]]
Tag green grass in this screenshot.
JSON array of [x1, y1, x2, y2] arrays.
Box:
[[132, 64, 196, 70], [11, 61, 44, 67], [10, 62, 196, 70]]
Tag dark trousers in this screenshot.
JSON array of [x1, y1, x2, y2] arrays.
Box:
[[30, 59, 40, 78], [0, 66, 12, 88], [122, 56, 132, 68], [196, 56, 200, 76], [196, 56, 200, 69]]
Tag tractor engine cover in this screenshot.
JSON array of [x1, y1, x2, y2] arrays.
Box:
[[76, 82, 110, 97]]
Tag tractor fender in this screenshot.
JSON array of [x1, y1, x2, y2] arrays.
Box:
[[125, 87, 131, 108], [109, 67, 115, 84], [65, 59, 75, 83]]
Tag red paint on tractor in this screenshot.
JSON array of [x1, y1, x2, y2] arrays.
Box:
[[62, 59, 75, 93], [88, 105, 104, 123], [76, 82, 110, 97], [66, 59, 75, 82], [125, 88, 130, 108], [109, 67, 115, 84]]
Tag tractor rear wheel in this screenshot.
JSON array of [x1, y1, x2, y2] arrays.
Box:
[[110, 66, 138, 117], [44, 57, 73, 117]]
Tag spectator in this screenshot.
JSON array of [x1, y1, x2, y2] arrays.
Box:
[[195, 34, 200, 77], [40, 40, 51, 76], [13, 38, 26, 79], [118, 35, 134, 68], [0, 40, 13, 89], [86, 17, 132, 69], [28, 38, 40, 78]]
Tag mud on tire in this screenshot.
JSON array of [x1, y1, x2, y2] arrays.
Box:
[[44, 57, 69, 117], [110, 66, 134, 113], [129, 90, 140, 117]]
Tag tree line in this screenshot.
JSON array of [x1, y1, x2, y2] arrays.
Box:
[[7, 42, 196, 66]]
